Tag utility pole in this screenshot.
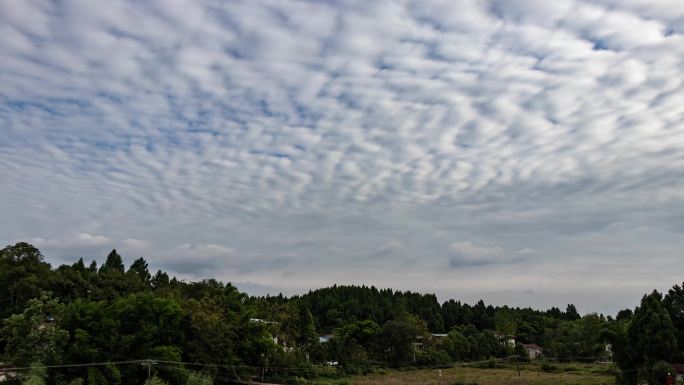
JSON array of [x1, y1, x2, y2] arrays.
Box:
[[141, 359, 158, 383]]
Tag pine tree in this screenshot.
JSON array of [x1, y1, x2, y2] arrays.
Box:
[[625, 291, 678, 385], [99, 250, 125, 274]]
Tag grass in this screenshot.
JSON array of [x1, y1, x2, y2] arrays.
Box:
[[347, 363, 615, 385]]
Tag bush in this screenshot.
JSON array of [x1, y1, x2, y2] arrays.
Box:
[[185, 372, 212, 385], [470, 358, 497, 369], [648, 361, 675, 385], [417, 348, 452, 367], [22, 364, 47, 385], [145, 377, 169, 385], [284, 376, 309, 385], [540, 362, 559, 372]]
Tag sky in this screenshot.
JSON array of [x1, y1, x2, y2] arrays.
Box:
[[1, 0, 684, 315]]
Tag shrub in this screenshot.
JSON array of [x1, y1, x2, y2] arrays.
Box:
[[648, 361, 675, 385]]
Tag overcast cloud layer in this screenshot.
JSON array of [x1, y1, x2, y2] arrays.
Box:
[[2, 0, 684, 314]]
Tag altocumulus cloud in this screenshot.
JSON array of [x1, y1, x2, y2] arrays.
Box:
[[1, 0, 684, 314], [448, 241, 532, 267]]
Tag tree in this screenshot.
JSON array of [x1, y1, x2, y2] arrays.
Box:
[[186, 372, 213, 385], [145, 377, 168, 385], [52, 260, 92, 301], [330, 320, 380, 371], [0, 294, 68, 367], [514, 343, 529, 362], [100, 250, 125, 274], [0, 242, 53, 318], [564, 304, 581, 321], [93, 250, 131, 300], [151, 270, 170, 289], [663, 282, 684, 358], [380, 320, 416, 363], [182, 297, 238, 367], [378, 314, 427, 364], [295, 302, 317, 351], [621, 291, 678, 385], [494, 308, 518, 339], [127, 257, 152, 287], [443, 329, 471, 361], [22, 363, 46, 385], [616, 309, 633, 322]]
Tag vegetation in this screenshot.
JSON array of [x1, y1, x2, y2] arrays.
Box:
[[1, 242, 683, 385], [352, 363, 614, 385]]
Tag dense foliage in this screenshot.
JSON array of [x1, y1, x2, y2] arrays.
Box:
[[0, 242, 682, 385]]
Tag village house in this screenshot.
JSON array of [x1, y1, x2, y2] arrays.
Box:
[[0, 364, 17, 383], [494, 332, 516, 348], [522, 343, 543, 360], [599, 342, 613, 363]]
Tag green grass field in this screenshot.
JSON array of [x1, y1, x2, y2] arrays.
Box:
[[347, 363, 615, 385]]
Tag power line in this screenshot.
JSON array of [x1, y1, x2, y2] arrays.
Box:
[[0, 360, 144, 372]]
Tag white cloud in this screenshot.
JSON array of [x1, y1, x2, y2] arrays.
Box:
[[122, 238, 150, 249], [28, 233, 112, 249], [448, 241, 528, 267], [1, 0, 684, 312]]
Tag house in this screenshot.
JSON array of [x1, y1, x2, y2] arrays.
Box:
[[37, 314, 56, 331], [0, 364, 17, 383], [599, 343, 613, 363], [522, 344, 543, 360], [412, 335, 425, 352], [248, 318, 283, 347], [672, 364, 684, 383], [431, 333, 448, 339], [494, 332, 516, 348], [249, 318, 277, 325]]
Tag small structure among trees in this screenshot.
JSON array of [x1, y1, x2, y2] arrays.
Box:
[[522, 344, 543, 360]]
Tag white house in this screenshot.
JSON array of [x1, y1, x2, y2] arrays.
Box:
[[522, 344, 543, 360], [494, 332, 516, 348]]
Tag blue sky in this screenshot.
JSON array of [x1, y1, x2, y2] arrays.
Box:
[[2, 0, 684, 314]]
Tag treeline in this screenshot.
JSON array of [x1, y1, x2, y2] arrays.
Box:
[[1, 242, 683, 385]]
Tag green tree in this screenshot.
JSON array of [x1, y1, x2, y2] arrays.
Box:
[[22, 363, 47, 385], [564, 304, 581, 321], [127, 257, 152, 290], [649, 361, 676, 385], [443, 328, 471, 361], [151, 271, 170, 289], [0, 294, 68, 367], [185, 372, 212, 385], [330, 320, 380, 371], [93, 250, 130, 300], [494, 308, 518, 337], [0, 242, 53, 318], [378, 314, 426, 364], [145, 377, 168, 385], [100, 250, 125, 274], [295, 302, 317, 351], [514, 343, 529, 362], [663, 282, 684, 358], [51, 259, 92, 301], [623, 291, 678, 385], [628, 292, 678, 365]]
